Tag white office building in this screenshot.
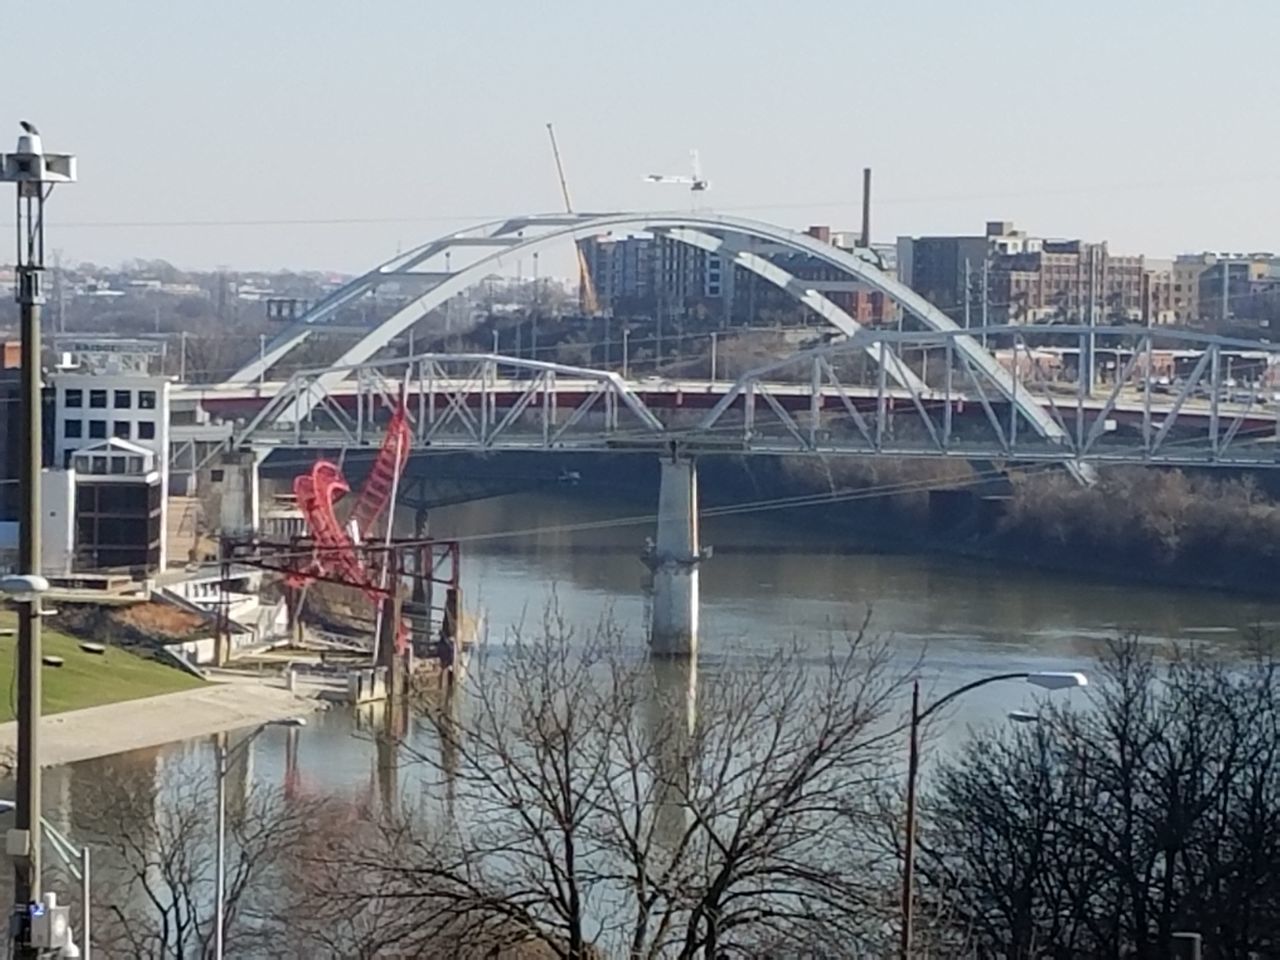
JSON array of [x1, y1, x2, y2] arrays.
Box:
[[49, 370, 171, 573]]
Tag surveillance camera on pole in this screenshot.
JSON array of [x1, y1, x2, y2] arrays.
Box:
[[0, 120, 76, 959]]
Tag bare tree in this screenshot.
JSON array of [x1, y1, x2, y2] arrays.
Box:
[[915, 634, 1280, 959], [295, 612, 908, 958], [81, 751, 312, 959]]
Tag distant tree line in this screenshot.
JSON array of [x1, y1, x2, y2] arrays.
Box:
[[998, 469, 1280, 593]]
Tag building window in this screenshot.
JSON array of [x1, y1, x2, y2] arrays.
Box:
[[113, 421, 131, 439], [113, 390, 132, 409], [89, 420, 106, 439], [137, 421, 156, 440], [65, 389, 82, 408], [64, 419, 82, 439], [210, 469, 225, 482], [138, 390, 157, 410], [89, 389, 107, 408]]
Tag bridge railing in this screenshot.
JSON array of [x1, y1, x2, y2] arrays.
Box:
[[233, 352, 670, 452], [225, 327, 1279, 469], [690, 326, 1278, 466]]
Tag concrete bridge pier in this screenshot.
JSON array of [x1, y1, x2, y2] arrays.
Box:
[[645, 455, 710, 657], [217, 448, 262, 539]]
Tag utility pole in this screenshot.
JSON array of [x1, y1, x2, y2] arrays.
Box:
[[1, 121, 76, 959], [179, 330, 187, 381], [52, 249, 64, 335], [216, 269, 227, 321], [860, 167, 872, 249], [1221, 257, 1230, 325], [1083, 246, 1097, 393], [444, 251, 454, 334], [656, 240, 666, 367], [963, 258, 971, 330], [531, 251, 540, 361], [980, 256, 990, 348]]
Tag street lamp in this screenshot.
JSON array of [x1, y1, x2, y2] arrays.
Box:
[[898, 670, 1087, 960], [1, 119, 74, 960], [214, 718, 306, 960], [0, 576, 50, 601], [0, 801, 86, 958]]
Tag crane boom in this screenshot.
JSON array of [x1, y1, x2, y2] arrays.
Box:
[[545, 122, 600, 315], [546, 122, 575, 213]]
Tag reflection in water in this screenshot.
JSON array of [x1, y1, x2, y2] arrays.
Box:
[[647, 656, 698, 849], [283, 725, 301, 801], [356, 697, 412, 818], [436, 685, 461, 820], [49, 490, 1280, 832]]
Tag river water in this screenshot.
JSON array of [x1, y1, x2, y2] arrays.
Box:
[[40, 490, 1280, 844]]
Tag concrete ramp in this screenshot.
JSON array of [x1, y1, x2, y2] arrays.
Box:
[[0, 680, 319, 767]]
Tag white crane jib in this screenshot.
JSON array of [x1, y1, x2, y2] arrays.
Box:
[[644, 149, 708, 197]]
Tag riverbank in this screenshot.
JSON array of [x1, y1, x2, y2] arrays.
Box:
[[0, 617, 204, 721], [702, 458, 1280, 599], [0, 676, 321, 767]]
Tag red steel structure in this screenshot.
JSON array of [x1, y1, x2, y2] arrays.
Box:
[[348, 402, 412, 541], [289, 400, 413, 645]]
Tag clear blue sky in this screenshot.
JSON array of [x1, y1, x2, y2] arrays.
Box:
[[6, 0, 1278, 272]]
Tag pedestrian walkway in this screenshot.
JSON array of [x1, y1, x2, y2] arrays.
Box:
[[0, 677, 320, 767]]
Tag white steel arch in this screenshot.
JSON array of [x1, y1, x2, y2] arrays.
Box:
[[230, 214, 921, 391], [233, 212, 1068, 447]]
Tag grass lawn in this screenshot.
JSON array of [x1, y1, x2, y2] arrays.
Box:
[[0, 612, 204, 722]]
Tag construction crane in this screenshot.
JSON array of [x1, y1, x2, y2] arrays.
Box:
[[644, 149, 709, 200], [545, 123, 600, 316]]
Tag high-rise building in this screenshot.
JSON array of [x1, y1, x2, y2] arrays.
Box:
[[583, 235, 657, 314], [899, 222, 1156, 326], [896, 230, 991, 325], [1172, 254, 1216, 324], [580, 228, 893, 327], [1197, 255, 1280, 330]]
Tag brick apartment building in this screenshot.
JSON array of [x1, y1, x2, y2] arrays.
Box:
[[582, 228, 895, 327], [899, 221, 1157, 326]]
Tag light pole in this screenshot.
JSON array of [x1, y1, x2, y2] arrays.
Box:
[[898, 670, 1087, 960], [622, 327, 630, 379], [214, 718, 306, 960], [1, 123, 75, 958]]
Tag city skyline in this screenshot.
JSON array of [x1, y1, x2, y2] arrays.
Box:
[[5, 0, 1280, 273]]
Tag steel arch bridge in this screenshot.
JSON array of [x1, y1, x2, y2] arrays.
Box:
[[229, 211, 1070, 448], [220, 325, 1280, 471]]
